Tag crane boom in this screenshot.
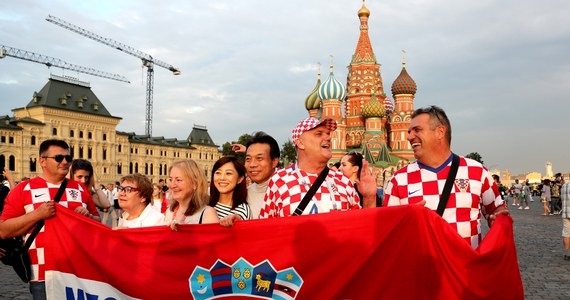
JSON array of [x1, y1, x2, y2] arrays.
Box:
[[0, 44, 130, 83], [46, 15, 181, 135], [46, 15, 180, 74]]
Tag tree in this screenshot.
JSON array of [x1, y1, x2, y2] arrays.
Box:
[[221, 133, 252, 162], [280, 139, 296, 167], [465, 152, 484, 165]]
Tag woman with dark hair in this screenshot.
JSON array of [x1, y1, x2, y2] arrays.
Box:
[[339, 151, 382, 207], [69, 159, 108, 222], [209, 156, 251, 221]]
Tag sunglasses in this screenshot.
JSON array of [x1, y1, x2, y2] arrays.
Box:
[[117, 186, 139, 193], [42, 154, 73, 163]]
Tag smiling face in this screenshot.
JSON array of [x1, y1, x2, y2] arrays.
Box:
[[297, 125, 333, 163], [213, 162, 243, 196], [245, 143, 278, 184], [407, 113, 443, 162], [168, 166, 195, 203]]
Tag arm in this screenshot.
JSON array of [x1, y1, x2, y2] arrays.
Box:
[[0, 202, 55, 239], [201, 206, 220, 224], [91, 188, 111, 210], [231, 144, 246, 153], [2, 168, 16, 190]]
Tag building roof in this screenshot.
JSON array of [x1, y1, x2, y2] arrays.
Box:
[[21, 75, 120, 119], [187, 125, 217, 146]]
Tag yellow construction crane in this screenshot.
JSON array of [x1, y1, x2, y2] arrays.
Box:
[[46, 15, 181, 135]]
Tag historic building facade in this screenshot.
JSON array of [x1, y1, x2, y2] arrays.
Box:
[[0, 74, 220, 184], [303, 1, 417, 186]]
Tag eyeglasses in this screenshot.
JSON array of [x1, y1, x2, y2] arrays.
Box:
[[415, 105, 446, 127], [42, 154, 73, 163], [117, 186, 139, 193]]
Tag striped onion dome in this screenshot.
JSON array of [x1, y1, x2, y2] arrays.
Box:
[[383, 96, 394, 114], [391, 66, 417, 96], [362, 92, 385, 118], [305, 73, 321, 111], [318, 64, 346, 101]]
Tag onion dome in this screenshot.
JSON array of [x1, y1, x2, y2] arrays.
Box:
[[358, 0, 370, 18], [383, 96, 394, 114], [305, 71, 321, 111], [391, 53, 417, 96], [362, 92, 385, 118], [318, 64, 346, 101]]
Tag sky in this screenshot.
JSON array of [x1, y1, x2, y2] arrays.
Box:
[[1, 0, 569, 176]]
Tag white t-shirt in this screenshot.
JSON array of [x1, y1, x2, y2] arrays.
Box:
[[118, 204, 165, 228]]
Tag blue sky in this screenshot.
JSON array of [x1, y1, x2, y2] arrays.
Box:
[[1, 0, 569, 175]]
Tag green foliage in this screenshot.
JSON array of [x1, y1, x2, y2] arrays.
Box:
[[280, 139, 296, 167], [465, 152, 484, 165], [221, 133, 252, 163]]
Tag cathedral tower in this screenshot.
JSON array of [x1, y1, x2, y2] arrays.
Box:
[[389, 51, 416, 159], [345, 0, 385, 148]]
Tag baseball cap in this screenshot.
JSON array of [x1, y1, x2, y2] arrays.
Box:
[[291, 117, 337, 142]]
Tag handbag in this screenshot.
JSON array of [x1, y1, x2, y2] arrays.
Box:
[[292, 167, 329, 216], [436, 154, 460, 216], [0, 178, 67, 283]]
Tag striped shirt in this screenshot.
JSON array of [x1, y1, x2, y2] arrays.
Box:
[[214, 202, 251, 220], [561, 182, 570, 219]]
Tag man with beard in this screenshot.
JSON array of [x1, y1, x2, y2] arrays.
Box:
[[383, 105, 508, 249], [259, 117, 377, 218]]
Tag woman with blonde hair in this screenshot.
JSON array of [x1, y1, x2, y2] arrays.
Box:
[[165, 159, 218, 230], [151, 182, 165, 212]]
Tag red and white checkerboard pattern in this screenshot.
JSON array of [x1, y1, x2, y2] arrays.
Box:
[[291, 117, 337, 142], [384, 155, 505, 249], [0, 177, 99, 282], [259, 165, 360, 218]]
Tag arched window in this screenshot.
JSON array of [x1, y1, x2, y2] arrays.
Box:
[[129, 162, 133, 174], [117, 163, 122, 175], [31, 136, 36, 145], [30, 157, 37, 172], [70, 130, 74, 137], [135, 163, 139, 173], [150, 163, 153, 175], [79, 147, 84, 158], [70, 146, 75, 158], [145, 163, 149, 175], [9, 155, 15, 170], [103, 148, 107, 160], [88, 147, 92, 159], [52, 128, 57, 135]]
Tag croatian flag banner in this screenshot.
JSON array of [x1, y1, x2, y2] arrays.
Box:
[[43, 205, 523, 299]]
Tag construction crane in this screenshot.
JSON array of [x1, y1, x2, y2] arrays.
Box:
[[46, 14, 181, 135], [0, 44, 130, 83]]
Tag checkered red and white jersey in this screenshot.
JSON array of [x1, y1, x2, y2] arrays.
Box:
[[0, 177, 99, 282], [384, 155, 505, 249], [259, 164, 360, 218]]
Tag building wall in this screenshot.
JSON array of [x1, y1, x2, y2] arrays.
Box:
[[0, 106, 220, 184]]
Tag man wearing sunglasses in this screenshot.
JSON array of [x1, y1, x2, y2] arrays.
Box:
[[0, 139, 100, 299], [383, 105, 508, 249]]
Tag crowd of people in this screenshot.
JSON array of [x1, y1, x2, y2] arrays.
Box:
[[0, 105, 568, 299]]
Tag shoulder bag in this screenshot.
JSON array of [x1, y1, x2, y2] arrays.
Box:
[[436, 154, 460, 216], [0, 178, 67, 283], [292, 167, 329, 216]]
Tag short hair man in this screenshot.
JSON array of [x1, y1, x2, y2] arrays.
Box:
[[0, 139, 100, 298], [244, 132, 280, 219], [383, 106, 508, 249], [259, 118, 376, 218], [560, 180, 570, 260]]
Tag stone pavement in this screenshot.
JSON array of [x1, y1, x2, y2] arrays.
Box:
[[0, 196, 568, 299]]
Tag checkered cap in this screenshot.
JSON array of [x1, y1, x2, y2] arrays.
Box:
[[291, 117, 337, 142]]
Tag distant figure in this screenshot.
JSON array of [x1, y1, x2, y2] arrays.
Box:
[[541, 179, 552, 215], [560, 180, 570, 260]]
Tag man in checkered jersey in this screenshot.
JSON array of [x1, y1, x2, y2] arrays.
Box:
[[0, 139, 100, 299], [259, 117, 377, 218], [384, 106, 509, 249]]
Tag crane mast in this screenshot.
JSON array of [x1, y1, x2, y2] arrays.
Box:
[[0, 44, 130, 83], [46, 14, 181, 135]]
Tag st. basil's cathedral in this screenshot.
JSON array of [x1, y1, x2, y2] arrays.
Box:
[[303, 1, 417, 185]]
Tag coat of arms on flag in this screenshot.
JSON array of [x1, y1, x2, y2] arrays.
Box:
[[189, 258, 303, 299]]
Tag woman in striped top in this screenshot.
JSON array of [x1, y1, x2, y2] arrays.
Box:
[[209, 156, 251, 221]]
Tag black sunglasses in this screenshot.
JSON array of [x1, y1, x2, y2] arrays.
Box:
[[42, 154, 73, 163]]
